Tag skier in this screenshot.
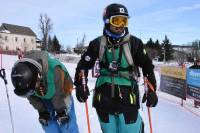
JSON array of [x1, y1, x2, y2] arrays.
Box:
[[17, 48, 23, 59], [74, 3, 158, 133], [190, 59, 200, 69], [11, 50, 79, 133]]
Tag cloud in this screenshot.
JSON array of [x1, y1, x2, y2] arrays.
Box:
[[152, 3, 200, 17], [178, 3, 200, 11]]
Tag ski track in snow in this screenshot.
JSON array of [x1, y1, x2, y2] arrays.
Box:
[[0, 54, 200, 133]]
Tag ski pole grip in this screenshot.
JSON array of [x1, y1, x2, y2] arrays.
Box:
[[81, 70, 86, 91], [0, 69, 7, 84], [144, 77, 155, 92]]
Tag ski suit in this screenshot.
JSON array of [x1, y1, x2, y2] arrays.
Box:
[[74, 34, 156, 133]]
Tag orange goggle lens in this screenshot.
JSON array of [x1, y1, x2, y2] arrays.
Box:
[[110, 15, 128, 27]]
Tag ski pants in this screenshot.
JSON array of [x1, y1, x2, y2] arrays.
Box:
[[98, 112, 144, 133], [42, 96, 79, 133]]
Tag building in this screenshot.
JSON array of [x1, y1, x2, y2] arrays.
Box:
[[0, 23, 38, 51], [172, 45, 200, 61], [172, 45, 194, 53]]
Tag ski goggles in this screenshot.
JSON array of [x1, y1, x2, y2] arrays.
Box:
[[109, 15, 128, 27]]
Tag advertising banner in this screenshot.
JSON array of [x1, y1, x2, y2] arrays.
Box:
[[187, 69, 200, 100], [160, 66, 186, 99]]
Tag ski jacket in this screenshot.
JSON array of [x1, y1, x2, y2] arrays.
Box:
[[25, 50, 73, 112], [74, 34, 156, 119], [75, 34, 156, 88]]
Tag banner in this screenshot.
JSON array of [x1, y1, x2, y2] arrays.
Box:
[[187, 69, 200, 100], [160, 66, 186, 79], [160, 66, 186, 99]]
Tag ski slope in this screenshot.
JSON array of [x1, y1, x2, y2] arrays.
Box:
[[0, 54, 200, 133]]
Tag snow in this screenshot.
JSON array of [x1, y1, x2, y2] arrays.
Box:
[[0, 54, 200, 133]]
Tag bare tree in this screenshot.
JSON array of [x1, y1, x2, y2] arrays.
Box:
[[80, 33, 86, 48], [39, 13, 53, 50], [173, 50, 187, 66], [74, 34, 87, 55]]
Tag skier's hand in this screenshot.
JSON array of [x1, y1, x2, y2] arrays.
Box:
[[142, 91, 158, 107], [56, 110, 70, 124], [75, 85, 90, 102], [74, 69, 89, 102], [38, 111, 50, 126]]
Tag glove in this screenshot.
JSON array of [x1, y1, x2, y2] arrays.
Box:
[[76, 85, 90, 102], [142, 72, 158, 107], [74, 69, 89, 102], [56, 109, 70, 124], [38, 111, 50, 126], [142, 91, 158, 107]]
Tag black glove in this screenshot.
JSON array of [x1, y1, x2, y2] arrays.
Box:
[[56, 109, 70, 124], [74, 69, 90, 102], [142, 72, 158, 107], [38, 111, 50, 126], [142, 91, 158, 107], [76, 85, 90, 102]]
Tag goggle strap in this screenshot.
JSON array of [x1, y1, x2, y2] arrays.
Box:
[[104, 19, 109, 24]]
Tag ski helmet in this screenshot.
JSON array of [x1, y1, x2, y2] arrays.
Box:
[[103, 3, 129, 22], [103, 3, 129, 39], [11, 61, 39, 97]]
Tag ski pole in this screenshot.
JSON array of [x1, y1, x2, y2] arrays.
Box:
[[0, 69, 15, 133], [81, 70, 91, 133], [144, 77, 155, 133]]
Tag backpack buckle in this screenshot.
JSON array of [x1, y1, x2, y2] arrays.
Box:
[[109, 61, 119, 72]]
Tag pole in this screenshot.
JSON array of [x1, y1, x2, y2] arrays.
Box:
[[4, 84, 15, 133], [144, 77, 154, 133], [0, 48, 2, 68], [0, 69, 15, 133], [81, 70, 91, 133]]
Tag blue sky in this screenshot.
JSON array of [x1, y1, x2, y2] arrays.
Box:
[[1, 0, 200, 48]]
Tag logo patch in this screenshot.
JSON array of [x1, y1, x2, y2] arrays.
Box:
[[119, 8, 125, 13], [85, 55, 91, 62], [143, 49, 147, 55]]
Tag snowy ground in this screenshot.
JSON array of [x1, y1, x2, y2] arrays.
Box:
[[0, 54, 200, 133]]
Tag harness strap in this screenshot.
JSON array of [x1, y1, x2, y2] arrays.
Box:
[[100, 72, 135, 80], [99, 34, 133, 66], [99, 36, 107, 61], [123, 42, 133, 66], [98, 34, 138, 98]]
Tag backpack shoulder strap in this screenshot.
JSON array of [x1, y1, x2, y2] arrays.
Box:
[[122, 34, 134, 66], [99, 36, 107, 61], [99, 34, 134, 67]]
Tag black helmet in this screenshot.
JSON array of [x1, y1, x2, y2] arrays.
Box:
[[103, 3, 129, 23], [103, 3, 129, 40], [11, 62, 38, 97]]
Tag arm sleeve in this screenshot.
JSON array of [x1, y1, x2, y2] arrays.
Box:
[[133, 39, 157, 91], [51, 66, 68, 112], [74, 39, 99, 86], [27, 96, 47, 112]]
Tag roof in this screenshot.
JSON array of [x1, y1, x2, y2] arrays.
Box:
[[0, 23, 36, 37], [172, 45, 194, 48]]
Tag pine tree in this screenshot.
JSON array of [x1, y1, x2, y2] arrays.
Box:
[[155, 39, 162, 60], [52, 35, 61, 52], [146, 38, 154, 48], [155, 39, 161, 50], [47, 36, 52, 52], [161, 35, 173, 61]]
